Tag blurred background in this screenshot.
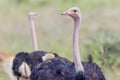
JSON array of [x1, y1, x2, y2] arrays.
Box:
[[0, 0, 120, 80]]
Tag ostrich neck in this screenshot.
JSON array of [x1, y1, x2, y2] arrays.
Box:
[[73, 18, 84, 72], [29, 17, 38, 51]]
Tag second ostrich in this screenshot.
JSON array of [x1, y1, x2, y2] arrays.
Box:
[[12, 12, 58, 80], [30, 7, 105, 80]]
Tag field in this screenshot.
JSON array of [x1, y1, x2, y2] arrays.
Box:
[[0, 0, 120, 80]]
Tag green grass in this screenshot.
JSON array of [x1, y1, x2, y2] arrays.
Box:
[[0, 0, 120, 80]]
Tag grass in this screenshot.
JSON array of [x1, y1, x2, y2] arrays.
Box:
[[0, 0, 120, 79]]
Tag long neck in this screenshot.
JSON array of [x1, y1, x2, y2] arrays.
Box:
[[29, 17, 38, 51], [73, 18, 84, 72]]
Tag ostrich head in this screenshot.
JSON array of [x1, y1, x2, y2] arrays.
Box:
[[28, 12, 37, 21], [61, 7, 81, 20]]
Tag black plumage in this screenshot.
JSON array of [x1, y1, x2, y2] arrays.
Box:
[[12, 52, 29, 77], [30, 57, 76, 80], [82, 58, 105, 80], [12, 51, 58, 79], [30, 55, 105, 80]]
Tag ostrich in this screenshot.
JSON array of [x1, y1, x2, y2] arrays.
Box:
[[30, 7, 105, 80], [62, 7, 105, 80], [12, 12, 58, 80]]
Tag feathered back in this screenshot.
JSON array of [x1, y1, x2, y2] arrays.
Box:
[[88, 54, 93, 63]]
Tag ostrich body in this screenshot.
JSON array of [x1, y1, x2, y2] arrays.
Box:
[[12, 51, 58, 80], [30, 57, 76, 80], [30, 7, 105, 80], [12, 12, 58, 80]]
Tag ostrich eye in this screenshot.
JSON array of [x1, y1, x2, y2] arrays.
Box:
[[73, 10, 77, 12]]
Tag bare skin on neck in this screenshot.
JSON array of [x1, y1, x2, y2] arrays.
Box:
[[62, 7, 84, 72], [28, 12, 38, 51]]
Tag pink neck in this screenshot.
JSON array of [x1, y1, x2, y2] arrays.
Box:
[[29, 16, 38, 51], [73, 18, 84, 72]]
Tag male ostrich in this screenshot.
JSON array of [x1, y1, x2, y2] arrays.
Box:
[[62, 7, 105, 80], [12, 12, 58, 80], [30, 7, 105, 80]]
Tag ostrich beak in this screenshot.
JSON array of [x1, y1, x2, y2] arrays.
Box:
[[61, 10, 71, 15]]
